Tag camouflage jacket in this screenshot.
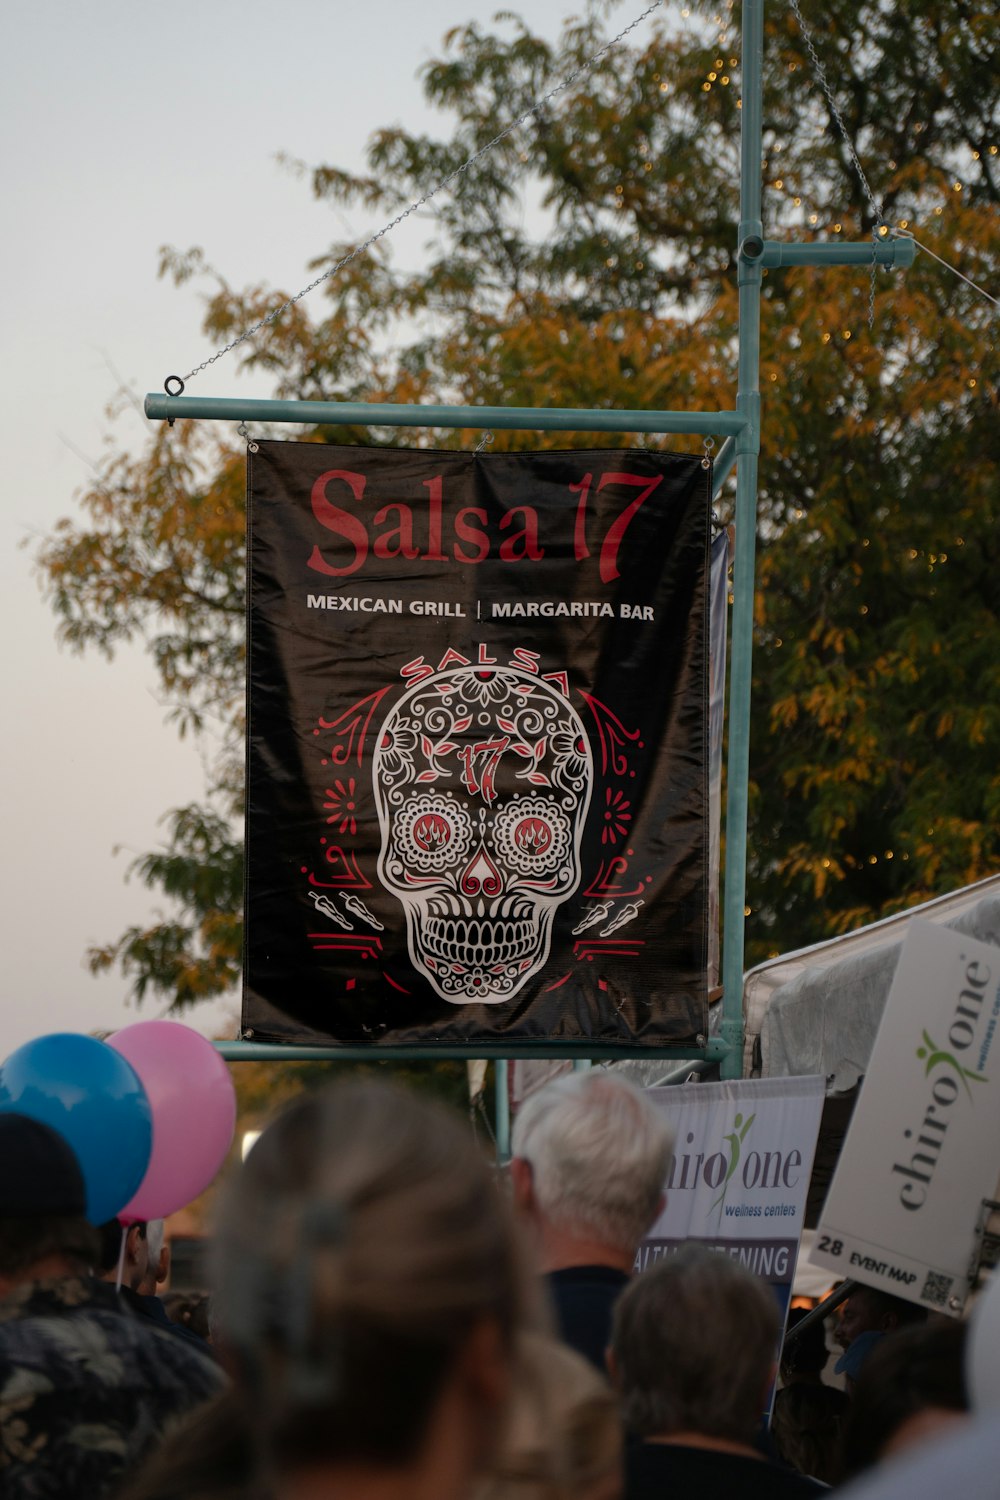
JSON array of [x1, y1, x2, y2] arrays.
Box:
[[0, 1275, 224, 1499]]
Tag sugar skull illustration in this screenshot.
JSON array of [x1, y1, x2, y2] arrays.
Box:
[[373, 663, 593, 1003]]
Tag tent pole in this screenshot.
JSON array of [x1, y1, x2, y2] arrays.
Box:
[[719, 0, 764, 1081], [495, 1059, 511, 1162]]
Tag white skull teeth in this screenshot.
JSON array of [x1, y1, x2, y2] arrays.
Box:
[[422, 916, 537, 969]]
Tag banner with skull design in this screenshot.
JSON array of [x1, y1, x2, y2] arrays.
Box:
[[244, 441, 711, 1050]]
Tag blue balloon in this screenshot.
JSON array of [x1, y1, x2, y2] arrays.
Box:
[[0, 1033, 152, 1225]]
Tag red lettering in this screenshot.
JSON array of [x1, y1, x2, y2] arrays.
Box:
[[460, 738, 510, 805], [596, 472, 663, 584], [423, 476, 447, 562], [477, 643, 498, 667], [308, 469, 655, 581], [308, 469, 368, 577], [569, 474, 593, 563], [453, 507, 489, 564], [437, 648, 471, 672], [401, 656, 435, 684], [512, 648, 540, 675], [373, 504, 420, 561], [499, 506, 544, 562]]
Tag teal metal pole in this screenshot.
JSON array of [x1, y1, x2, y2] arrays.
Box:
[[718, 0, 765, 1081], [214, 1038, 732, 1063], [144, 392, 749, 437], [754, 237, 916, 269], [495, 1059, 511, 1162], [713, 436, 738, 496]]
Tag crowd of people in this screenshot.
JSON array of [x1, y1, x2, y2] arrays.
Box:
[[0, 1069, 995, 1499]]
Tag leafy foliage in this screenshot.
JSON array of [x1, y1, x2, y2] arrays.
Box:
[[38, 0, 999, 1003]]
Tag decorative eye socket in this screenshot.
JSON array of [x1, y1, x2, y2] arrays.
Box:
[[392, 794, 473, 873], [413, 812, 452, 853], [494, 797, 572, 876], [513, 816, 553, 858]]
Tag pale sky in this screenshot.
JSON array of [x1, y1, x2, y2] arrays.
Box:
[[0, 0, 590, 1056]]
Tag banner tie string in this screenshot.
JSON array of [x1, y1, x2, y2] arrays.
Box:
[[789, 1, 997, 325], [890, 229, 999, 313], [165, 0, 664, 395], [787, 0, 887, 329]]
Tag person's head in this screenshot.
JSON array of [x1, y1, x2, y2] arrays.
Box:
[[97, 1218, 150, 1292], [841, 1319, 969, 1476], [510, 1071, 673, 1260], [835, 1285, 926, 1350], [475, 1331, 623, 1500], [610, 1245, 779, 1447], [0, 1112, 98, 1294], [212, 1078, 531, 1488]]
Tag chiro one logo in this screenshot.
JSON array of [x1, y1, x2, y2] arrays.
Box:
[[893, 952, 992, 1213], [916, 1028, 987, 1100], [665, 1113, 803, 1209]]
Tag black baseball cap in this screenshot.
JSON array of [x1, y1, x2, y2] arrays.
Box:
[[0, 1113, 87, 1218]]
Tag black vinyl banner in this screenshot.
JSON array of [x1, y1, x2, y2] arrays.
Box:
[[244, 441, 710, 1049]]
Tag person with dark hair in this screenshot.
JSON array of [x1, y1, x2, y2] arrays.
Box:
[[96, 1217, 210, 1350], [839, 1319, 969, 1478], [834, 1284, 927, 1388], [610, 1246, 825, 1499], [0, 1112, 222, 1499], [771, 1307, 849, 1484], [97, 1215, 151, 1291], [832, 1278, 998, 1498]]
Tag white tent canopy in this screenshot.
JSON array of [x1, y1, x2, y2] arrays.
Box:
[[744, 874, 1000, 1089], [511, 874, 1000, 1100]]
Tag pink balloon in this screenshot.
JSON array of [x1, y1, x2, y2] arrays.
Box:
[[108, 1021, 236, 1222]]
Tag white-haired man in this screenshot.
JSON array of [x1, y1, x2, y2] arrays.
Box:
[[510, 1068, 673, 1370]]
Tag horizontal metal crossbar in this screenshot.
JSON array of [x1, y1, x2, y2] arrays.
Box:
[[748, 237, 917, 269], [144, 393, 750, 436], [214, 1038, 730, 1063]]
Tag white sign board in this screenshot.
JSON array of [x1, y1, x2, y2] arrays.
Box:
[[814, 918, 1000, 1314], [639, 1075, 825, 1313]]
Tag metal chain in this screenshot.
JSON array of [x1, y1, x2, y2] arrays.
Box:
[[701, 435, 715, 471], [176, 0, 664, 388], [787, 0, 887, 328], [474, 429, 494, 453]]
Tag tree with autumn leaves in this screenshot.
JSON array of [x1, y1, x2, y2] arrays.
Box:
[[38, 0, 998, 1005]]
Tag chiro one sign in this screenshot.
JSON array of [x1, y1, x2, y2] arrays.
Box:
[[814, 919, 1000, 1314], [638, 1076, 825, 1315], [244, 441, 711, 1049]]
